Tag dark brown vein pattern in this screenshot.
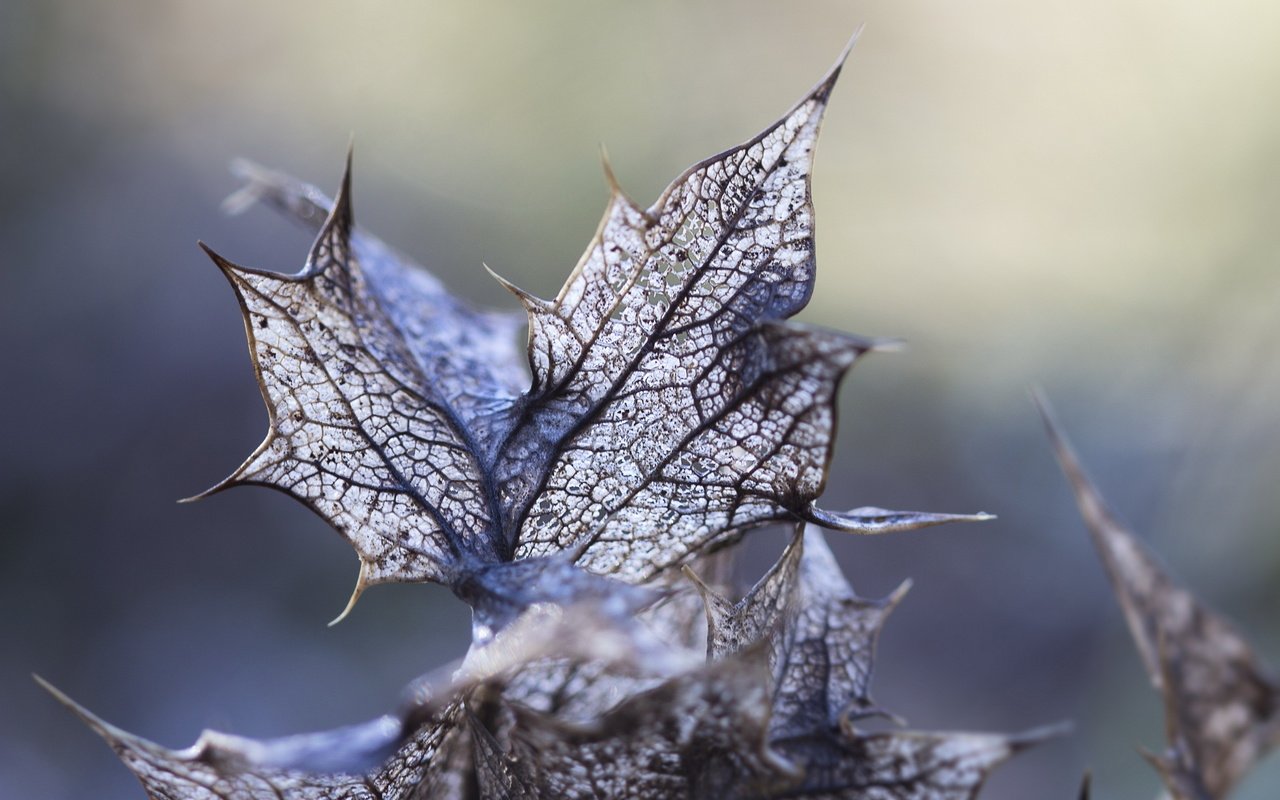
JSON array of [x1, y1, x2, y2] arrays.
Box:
[[203, 42, 984, 607], [497, 60, 840, 539], [1038, 396, 1280, 799], [204, 164, 502, 587]]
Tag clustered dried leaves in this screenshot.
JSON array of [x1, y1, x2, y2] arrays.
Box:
[[43, 39, 1279, 799]]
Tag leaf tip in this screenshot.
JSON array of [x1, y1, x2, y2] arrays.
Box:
[[484, 262, 549, 311], [197, 240, 239, 275], [330, 147, 356, 236], [1009, 720, 1074, 752], [599, 143, 624, 197], [885, 577, 913, 609], [328, 559, 373, 627], [34, 674, 131, 747], [179, 471, 242, 504], [1078, 769, 1093, 800], [805, 504, 995, 534]]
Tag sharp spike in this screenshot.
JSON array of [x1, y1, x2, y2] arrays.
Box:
[[328, 559, 372, 627], [34, 675, 137, 747], [883, 577, 913, 610], [805, 504, 995, 534], [197, 240, 242, 275], [599, 144, 624, 197], [330, 145, 355, 238], [680, 563, 715, 599], [1007, 720, 1075, 752], [177, 474, 239, 504], [483, 262, 549, 311]]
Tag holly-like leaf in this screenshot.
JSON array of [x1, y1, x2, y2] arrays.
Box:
[[1037, 394, 1280, 798], [200, 39, 988, 621], [48, 38, 1026, 800]]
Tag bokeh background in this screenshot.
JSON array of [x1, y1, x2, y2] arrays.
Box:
[[3, 2, 1279, 797]]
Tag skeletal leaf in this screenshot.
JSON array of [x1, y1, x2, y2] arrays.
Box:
[[690, 526, 908, 739], [684, 526, 1052, 799], [200, 39, 987, 619], [52, 39, 1023, 800], [486, 645, 794, 799], [1037, 394, 1280, 798]]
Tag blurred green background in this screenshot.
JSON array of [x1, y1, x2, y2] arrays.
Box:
[[3, 2, 1279, 797]]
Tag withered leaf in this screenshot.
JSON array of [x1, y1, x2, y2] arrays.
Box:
[[47, 38, 1026, 800], [38, 675, 459, 800], [688, 526, 907, 739], [199, 41, 986, 620], [687, 526, 1053, 799], [1037, 394, 1280, 799]]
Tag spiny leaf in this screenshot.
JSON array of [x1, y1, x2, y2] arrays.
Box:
[[1036, 393, 1280, 799], [198, 38, 987, 621], [51, 37, 1029, 800], [37, 675, 457, 800]]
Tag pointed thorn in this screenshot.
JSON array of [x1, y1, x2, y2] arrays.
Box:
[[198, 240, 242, 274], [1078, 770, 1093, 800], [680, 564, 723, 607], [328, 559, 372, 627], [812, 26, 865, 102], [178, 470, 242, 504], [1031, 389, 1130, 543], [884, 577, 913, 610], [1008, 720, 1074, 752], [864, 336, 906, 353], [680, 563, 709, 592], [483, 262, 549, 311], [34, 674, 137, 747], [805, 504, 995, 534], [331, 146, 355, 236], [599, 144, 624, 197]]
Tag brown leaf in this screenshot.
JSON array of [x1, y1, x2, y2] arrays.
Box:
[[1036, 392, 1280, 798]]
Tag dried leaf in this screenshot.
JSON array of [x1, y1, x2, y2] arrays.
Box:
[[48, 38, 1030, 800], [38, 675, 458, 800], [489, 646, 793, 799], [689, 526, 907, 739], [1037, 393, 1280, 798], [199, 40, 986, 622]]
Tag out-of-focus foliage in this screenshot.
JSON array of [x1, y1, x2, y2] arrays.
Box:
[[1041, 398, 1280, 798], [4, 2, 1279, 798]]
